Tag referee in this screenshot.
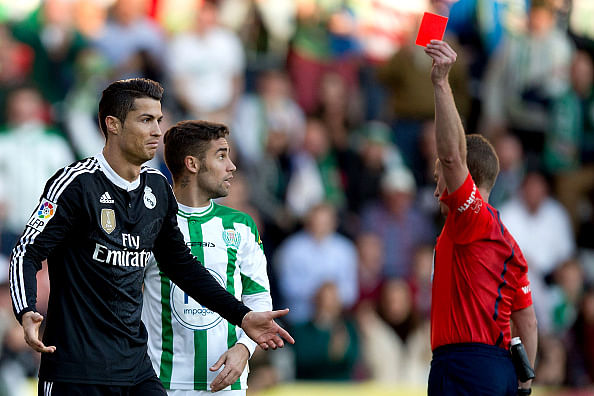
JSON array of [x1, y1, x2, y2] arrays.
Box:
[[9, 78, 293, 396], [426, 41, 538, 395]]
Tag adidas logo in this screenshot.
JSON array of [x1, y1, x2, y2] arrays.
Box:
[[100, 192, 114, 204]]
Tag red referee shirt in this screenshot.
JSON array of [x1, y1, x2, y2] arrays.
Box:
[[431, 173, 532, 351]]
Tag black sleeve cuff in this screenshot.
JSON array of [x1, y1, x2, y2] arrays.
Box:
[[234, 305, 252, 327]]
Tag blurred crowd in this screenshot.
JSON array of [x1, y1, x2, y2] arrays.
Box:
[[0, 0, 594, 394]]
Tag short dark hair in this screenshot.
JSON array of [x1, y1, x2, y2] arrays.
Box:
[[163, 120, 230, 181], [466, 134, 500, 191], [98, 78, 163, 139]]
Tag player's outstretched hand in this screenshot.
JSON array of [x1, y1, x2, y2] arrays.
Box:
[[240, 309, 294, 350], [424, 40, 457, 85], [22, 311, 56, 353], [209, 344, 250, 392]]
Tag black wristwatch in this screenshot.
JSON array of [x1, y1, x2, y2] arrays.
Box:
[[517, 388, 531, 395]]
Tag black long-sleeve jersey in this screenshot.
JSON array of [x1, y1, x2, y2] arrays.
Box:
[[9, 154, 251, 385]]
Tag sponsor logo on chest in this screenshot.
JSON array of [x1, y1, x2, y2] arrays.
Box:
[[187, 241, 216, 248], [170, 268, 225, 330], [92, 243, 150, 267]]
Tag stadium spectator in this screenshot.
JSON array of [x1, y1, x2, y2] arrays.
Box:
[[408, 244, 433, 320], [546, 50, 594, 230], [565, 286, 594, 386], [361, 167, 436, 278], [354, 232, 384, 307], [275, 203, 357, 324], [93, 0, 166, 80], [287, 0, 360, 115], [167, 0, 245, 124], [501, 171, 576, 332], [482, 0, 573, 162], [291, 282, 359, 381], [231, 68, 305, 168], [345, 121, 404, 216], [10, 0, 88, 105], [550, 258, 584, 335], [0, 85, 75, 256], [490, 133, 525, 208], [285, 118, 345, 218]]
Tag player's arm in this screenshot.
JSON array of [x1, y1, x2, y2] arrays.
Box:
[[511, 305, 538, 390], [10, 170, 81, 352], [426, 40, 468, 193], [236, 222, 273, 353], [154, 185, 293, 349], [210, 222, 273, 392], [510, 247, 537, 391]]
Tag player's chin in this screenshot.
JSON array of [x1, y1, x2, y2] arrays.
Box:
[[219, 186, 230, 197], [141, 148, 157, 161]]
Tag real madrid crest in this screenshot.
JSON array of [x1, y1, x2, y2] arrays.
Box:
[[144, 186, 156, 209], [222, 229, 241, 249], [101, 209, 116, 234]]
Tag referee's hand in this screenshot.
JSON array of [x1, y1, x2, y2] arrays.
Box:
[[22, 311, 56, 353]]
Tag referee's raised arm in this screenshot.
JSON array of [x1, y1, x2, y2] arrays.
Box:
[[426, 40, 467, 194]]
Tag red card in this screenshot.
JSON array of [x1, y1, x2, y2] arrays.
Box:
[[415, 12, 448, 47]]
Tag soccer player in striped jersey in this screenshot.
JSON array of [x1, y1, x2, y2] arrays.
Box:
[[142, 120, 272, 395]]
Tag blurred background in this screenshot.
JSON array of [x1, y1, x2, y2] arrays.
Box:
[[0, 0, 594, 394]]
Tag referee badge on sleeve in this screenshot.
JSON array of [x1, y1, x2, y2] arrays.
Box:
[[101, 209, 116, 234], [27, 198, 58, 232]]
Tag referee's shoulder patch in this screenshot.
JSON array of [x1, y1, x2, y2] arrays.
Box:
[[26, 198, 58, 232]]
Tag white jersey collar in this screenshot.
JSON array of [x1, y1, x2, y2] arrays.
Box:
[[95, 152, 141, 192], [177, 201, 214, 216]]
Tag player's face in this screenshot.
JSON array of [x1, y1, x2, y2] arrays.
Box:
[[197, 138, 236, 199], [119, 97, 163, 165], [434, 159, 449, 216]]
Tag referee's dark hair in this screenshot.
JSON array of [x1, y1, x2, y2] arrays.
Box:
[[466, 134, 500, 192], [98, 78, 164, 139], [163, 120, 230, 181]]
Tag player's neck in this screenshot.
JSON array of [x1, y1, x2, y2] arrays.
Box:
[[102, 146, 141, 182], [173, 184, 211, 208]]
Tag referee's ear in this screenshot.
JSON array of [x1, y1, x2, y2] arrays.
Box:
[[184, 155, 199, 174]]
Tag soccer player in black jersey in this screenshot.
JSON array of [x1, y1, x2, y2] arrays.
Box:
[[9, 78, 294, 396]]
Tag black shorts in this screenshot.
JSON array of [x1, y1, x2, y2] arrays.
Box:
[[428, 343, 517, 396], [38, 374, 166, 396]]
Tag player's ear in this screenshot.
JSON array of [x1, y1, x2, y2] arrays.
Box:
[[184, 155, 199, 174], [105, 116, 122, 136]]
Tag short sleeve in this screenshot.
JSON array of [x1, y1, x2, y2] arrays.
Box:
[[510, 241, 533, 311], [441, 173, 493, 244]]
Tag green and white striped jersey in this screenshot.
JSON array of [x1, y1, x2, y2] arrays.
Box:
[[142, 201, 272, 391]]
